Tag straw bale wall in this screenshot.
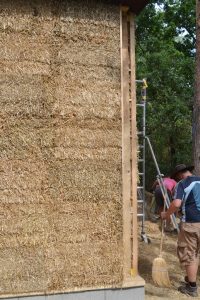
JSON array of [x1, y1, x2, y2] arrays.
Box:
[[0, 0, 123, 297]]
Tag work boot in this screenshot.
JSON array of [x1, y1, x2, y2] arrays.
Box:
[[178, 283, 198, 297]]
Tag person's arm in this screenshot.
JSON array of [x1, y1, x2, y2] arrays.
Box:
[[161, 199, 182, 219]]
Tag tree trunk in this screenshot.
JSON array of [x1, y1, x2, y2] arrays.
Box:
[[193, 0, 200, 174]]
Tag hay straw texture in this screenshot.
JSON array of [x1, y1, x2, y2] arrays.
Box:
[[0, 0, 123, 297]]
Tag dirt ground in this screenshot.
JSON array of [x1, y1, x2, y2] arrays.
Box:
[[138, 219, 199, 299]]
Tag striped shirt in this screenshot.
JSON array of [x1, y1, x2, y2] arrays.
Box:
[[174, 176, 200, 222]]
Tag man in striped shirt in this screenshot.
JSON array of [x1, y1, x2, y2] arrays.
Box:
[[162, 164, 200, 297]]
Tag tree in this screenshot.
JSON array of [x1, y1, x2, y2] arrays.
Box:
[[136, 0, 195, 187], [193, 0, 200, 174]]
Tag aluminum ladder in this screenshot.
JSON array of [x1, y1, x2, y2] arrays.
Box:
[[136, 79, 150, 243], [136, 80, 179, 243]]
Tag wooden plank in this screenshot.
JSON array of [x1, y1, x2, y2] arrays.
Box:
[[130, 13, 138, 277], [120, 6, 132, 283]]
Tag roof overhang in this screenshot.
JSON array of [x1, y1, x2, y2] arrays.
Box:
[[114, 0, 150, 14]]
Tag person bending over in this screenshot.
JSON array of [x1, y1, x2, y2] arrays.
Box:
[[152, 177, 176, 216]]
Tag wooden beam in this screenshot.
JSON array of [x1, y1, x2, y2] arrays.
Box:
[[130, 13, 138, 277], [116, 0, 150, 15], [120, 5, 129, 12], [120, 6, 132, 283]]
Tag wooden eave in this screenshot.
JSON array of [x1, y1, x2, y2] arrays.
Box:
[[113, 0, 150, 14]]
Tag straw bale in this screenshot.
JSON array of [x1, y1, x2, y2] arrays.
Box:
[[0, 61, 51, 76], [0, 119, 121, 159], [58, 45, 119, 68], [0, 0, 119, 35], [0, 33, 51, 62], [0, 0, 123, 297], [0, 76, 45, 117]]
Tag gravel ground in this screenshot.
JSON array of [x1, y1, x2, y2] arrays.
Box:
[[138, 220, 199, 299]]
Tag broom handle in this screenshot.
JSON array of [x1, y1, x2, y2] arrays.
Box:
[[159, 201, 166, 255]]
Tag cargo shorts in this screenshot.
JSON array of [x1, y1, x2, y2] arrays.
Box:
[[177, 222, 200, 267]]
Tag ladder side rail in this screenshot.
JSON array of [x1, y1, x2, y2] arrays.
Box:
[[145, 136, 170, 206], [141, 98, 146, 233], [145, 136, 170, 203], [145, 136, 161, 176]]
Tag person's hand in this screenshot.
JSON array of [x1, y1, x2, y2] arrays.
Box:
[[161, 211, 168, 220]]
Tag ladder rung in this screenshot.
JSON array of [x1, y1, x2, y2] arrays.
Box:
[[137, 214, 144, 217], [137, 186, 144, 189], [136, 103, 145, 107], [138, 159, 144, 162], [138, 145, 144, 149], [137, 132, 144, 135], [139, 173, 144, 176], [137, 200, 144, 203]]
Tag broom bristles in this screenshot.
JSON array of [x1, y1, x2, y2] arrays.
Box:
[[152, 256, 171, 288]]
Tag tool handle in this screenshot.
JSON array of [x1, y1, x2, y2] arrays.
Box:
[[159, 201, 166, 256], [159, 220, 165, 255]]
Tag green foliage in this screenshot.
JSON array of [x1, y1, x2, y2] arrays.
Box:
[[136, 0, 195, 187]]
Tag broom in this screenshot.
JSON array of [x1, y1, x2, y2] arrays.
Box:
[[152, 202, 171, 287]]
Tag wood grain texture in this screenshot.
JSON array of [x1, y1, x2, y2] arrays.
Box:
[[120, 7, 132, 283]]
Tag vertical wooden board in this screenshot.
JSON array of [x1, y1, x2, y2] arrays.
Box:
[[130, 13, 138, 275], [120, 7, 131, 282]]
